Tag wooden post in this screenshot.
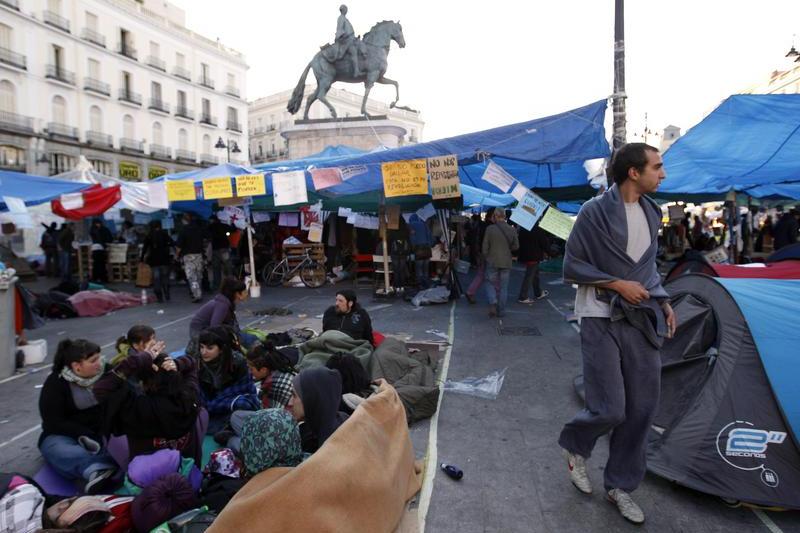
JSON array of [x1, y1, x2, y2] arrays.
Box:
[[379, 206, 390, 294], [247, 213, 260, 297]]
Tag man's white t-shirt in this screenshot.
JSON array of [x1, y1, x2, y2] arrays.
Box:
[[575, 202, 651, 318]]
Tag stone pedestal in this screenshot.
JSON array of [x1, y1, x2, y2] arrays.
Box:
[[282, 116, 408, 159]]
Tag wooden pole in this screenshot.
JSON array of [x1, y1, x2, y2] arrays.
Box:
[[379, 205, 390, 294], [247, 210, 260, 297]]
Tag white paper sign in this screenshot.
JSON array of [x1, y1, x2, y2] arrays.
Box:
[[2, 196, 27, 214], [307, 222, 323, 242], [60, 192, 84, 210], [481, 160, 516, 193], [338, 207, 353, 218], [346, 213, 356, 225], [252, 212, 271, 223], [354, 214, 380, 230], [416, 203, 436, 221], [221, 206, 248, 229], [146, 182, 169, 210], [510, 191, 549, 231], [341, 165, 367, 181], [511, 183, 529, 202], [272, 170, 308, 206]]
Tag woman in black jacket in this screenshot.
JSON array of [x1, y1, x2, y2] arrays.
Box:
[[38, 339, 118, 494], [141, 220, 174, 303]]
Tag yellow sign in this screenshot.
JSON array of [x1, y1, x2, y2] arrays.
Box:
[[148, 166, 167, 180], [166, 180, 196, 202], [428, 154, 461, 199], [538, 206, 575, 240], [203, 177, 234, 200], [381, 159, 428, 198], [119, 161, 140, 181], [235, 174, 266, 197]]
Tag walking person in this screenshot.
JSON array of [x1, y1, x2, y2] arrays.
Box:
[[176, 213, 207, 303], [89, 219, 113, 283], [40, 222, 59, 277], [209, 215, 233, 291], [141, 220, 173, 303], [482, 209, 518, 318], [517, 225, 550, 303], [58, 222, 74, 282], [557, 143, 677, 525]]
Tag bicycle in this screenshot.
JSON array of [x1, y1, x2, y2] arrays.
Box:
[[261, 249, 327, 288]]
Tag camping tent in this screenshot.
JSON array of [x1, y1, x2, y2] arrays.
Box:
[[666, 254, 800, 281], [648, 274, 800, 509], [767, 243, 800, 263]]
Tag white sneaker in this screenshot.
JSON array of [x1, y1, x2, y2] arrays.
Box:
[[607, 488, 645, 524], [536, 290, 550, 300], [562, 448, 592, 494]]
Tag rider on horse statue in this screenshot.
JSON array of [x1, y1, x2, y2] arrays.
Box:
[[328, 5, 361, 77]]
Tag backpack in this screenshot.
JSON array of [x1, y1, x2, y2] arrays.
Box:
[[199, 474, 247, 513], [41, 231, 56, 249], [0, 473, 47, 533]]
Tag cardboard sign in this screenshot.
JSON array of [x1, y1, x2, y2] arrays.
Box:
[[538, 206, 575, 240], [166, 180, 196, 202], [203, 177, 234, 200], [481, 160, 515, 193], [510, 191, 549, 231], [386, 205, 401, 230], [236, 174, 266, 197], [428, 155, 461, 199], [273, 170, 308, 206], [382, 159, 428, 197], [310, 167, 343, 190]]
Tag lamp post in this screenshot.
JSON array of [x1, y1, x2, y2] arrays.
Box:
[[215, 136, 241, 163]]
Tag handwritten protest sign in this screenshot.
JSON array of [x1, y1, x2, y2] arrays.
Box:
[[273, 171, 308, 206], [538, 206, 575, 240], [481, 160, 516, 193], [510, 191, 549, 230], [203, 177, 234, 200], [428, 155, 461, 199], [382, 159, 428, 197], [166, 180, 196, 202], [235, 174, 265, 197]]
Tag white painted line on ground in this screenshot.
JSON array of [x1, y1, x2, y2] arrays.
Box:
[[752, 509, 784, 533], [418, 300, 456, 533], [546, 298, 580, 334], [0, 424, 39, 449]]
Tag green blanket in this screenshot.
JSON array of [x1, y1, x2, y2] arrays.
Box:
[[297, 330, 374, 369]]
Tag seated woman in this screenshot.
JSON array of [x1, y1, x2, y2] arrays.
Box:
[[239, 408, 304, 477], [287, 367, 350, 453], [93, 347, 202, 465], [187, 277, 255, 353], [111, 324, 160, 366], [38, 339, 118, 494], [195, 326, 259, 434]]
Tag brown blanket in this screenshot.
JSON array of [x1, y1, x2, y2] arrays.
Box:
[[208, 382, 422, 533]]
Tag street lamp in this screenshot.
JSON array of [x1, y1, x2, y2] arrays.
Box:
[[215, 136, 241, 163]]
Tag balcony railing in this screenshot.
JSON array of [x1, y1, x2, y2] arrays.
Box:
[[45, 64, 75, 85], [0, 46, 26, 70], [226, 120, 242, 133], [117, 43, 137, 60], [120, 138, 144, 153], [80, 28, 106, 47], [279, 149, 288, 156], [118, 89, 142, 106], [0, 110, 35, 134], [148, 98, 170, 113], [175, 149, 196, 162], [224, 85, 240, 98], [198, 76, 215, 90], [173, 65, 191, 81], [175, 106, 195, 120], [251, 126, 265, 135], [47, 122, 79, 140], [146, 55, 165, 71], [83, 77, 110, 96], [199, 153, 218, 164], [0, 0, 20, 10], [149, 144, 171, 159], [43, 10, 70, 32], [86, 130, 113, 147], [199, 114, 217, 126]]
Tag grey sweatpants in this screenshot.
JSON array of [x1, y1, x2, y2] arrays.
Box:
[[558, 317, 661, 492]]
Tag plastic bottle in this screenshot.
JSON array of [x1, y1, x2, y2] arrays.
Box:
[[440, 463, 463, 480], [140, 288, 147, 305]]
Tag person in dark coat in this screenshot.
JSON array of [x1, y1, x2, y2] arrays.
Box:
[[189, 277, 248, 338], [90, 219, 113, 283], [772, 207, 799, 251], [208, 215, 233, 291], [288, 367, 350, 453], [40, 222, 59, 277], [141, 220, 174, 303], [58, 222, 74, 282], [321, 289, 373, 343], [517, 226, 551, 303]]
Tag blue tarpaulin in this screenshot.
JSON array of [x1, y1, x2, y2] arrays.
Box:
[[0, 170, 90, 211], [659, 95, 800, 198]]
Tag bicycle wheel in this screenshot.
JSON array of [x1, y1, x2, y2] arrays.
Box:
[[300, 261, 327, 288], [262, 260, 287, 287]]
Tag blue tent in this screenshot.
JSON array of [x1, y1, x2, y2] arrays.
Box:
[[0, 170, 90, 211], [658, 95, 800, 200]]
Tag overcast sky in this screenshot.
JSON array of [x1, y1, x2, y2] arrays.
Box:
[[174, 0, 800, 143]]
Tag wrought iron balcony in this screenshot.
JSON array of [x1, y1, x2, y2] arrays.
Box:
[[45, 64, 75, 85], [199, 153, 218, 164], [43, 10, 70, 32], [198, 76, 215, 90], [226, 120, 242, 133], [0, 46, 26, 70], [47, 122, 79, 140], [175, 149, 196, 162], [117, 43, 137, 60], [148, 98, 170, 113], [224, 85, 240, 98], [175, 106, 195, 120], [84, 77, 110, 96], [199, 114, 217, 126], [80, 28, 106, 47], [146, 55, 165, 71], [0, 110, 35, 134], [120, 138, 144, 153], [150, 144, 172, 159], [86, 130, 113, 147], [173, 66, 191, 81], [118, 89, 142, 106], [0, 0, 20, 10]]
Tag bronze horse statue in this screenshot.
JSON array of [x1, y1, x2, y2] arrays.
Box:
[[287, 20, 406, 120]]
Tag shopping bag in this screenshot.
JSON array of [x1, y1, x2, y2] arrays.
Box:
[[136, 262, 153, 287]]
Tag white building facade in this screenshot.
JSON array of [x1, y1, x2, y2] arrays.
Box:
[[0, 0, 248, 180], [248, 85, 424, 163]]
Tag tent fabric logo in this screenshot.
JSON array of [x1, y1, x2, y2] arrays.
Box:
[[716, 421, 787, 488]]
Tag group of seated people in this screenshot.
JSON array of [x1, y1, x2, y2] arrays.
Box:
[[35, 278, 378, 507]]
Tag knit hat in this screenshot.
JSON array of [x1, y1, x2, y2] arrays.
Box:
[[131, 473, 198, 533]]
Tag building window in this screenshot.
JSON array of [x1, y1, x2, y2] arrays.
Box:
[[149, 41, 159, 58], [88, 158, 112, 175], [47, 0, 62, 14], [0, 24, 11, 51], [176, 52, 185, 67], [201, 63, 210, 78], [258, 143, 263, 156], [151, 81, 162, 100], [152, 121, 163, 145], [0, 145, 24, 170], [123, 114, 134, 138], [0, 80, 16, 112], [51, 44, 64, 70], [52, 95, 67, 123], [202, 134, 211, 154], [177, 90, 186, 108], [85, 11, 98, 31], [122, 71, 132, 92], [178, 128, 188, 150], [201, 98, 211, 117], [89, 105, 102, 131], [87, 58, 100, 79], [49, 153, 75, 176]]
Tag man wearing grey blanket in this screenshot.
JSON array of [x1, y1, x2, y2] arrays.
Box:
[[557, 143, 677, 525]]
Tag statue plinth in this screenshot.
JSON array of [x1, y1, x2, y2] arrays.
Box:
[[282, 116, 408, 160]]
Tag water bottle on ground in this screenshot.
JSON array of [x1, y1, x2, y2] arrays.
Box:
[[140, 288, 147, 305], [441, 463, 463, 480]]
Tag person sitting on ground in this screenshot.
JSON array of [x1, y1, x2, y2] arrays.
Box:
[[288, 367, 350, 453], [38, 339, 118, 495], [322, 289, 374, 343], [325, 352, 373, 413], [112, 324, 158, 366], [239, 408, 304, 477], [188, 277, 255, 353], [195, 326, 259, 435], [93, 346, 202, 465]]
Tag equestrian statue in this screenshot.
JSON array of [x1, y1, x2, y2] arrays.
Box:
[[287, 5, 406, 120]]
